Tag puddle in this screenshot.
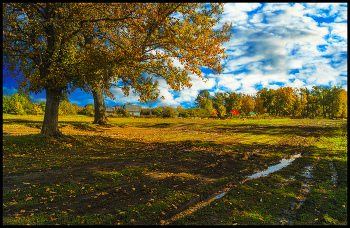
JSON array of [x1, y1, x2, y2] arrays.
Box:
[[329, 161, 337, 187], [243, 154, 302, 182], [162, 153, 302, 225]]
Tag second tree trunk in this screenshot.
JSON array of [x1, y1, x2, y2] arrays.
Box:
[[92, 84, 108, 125]]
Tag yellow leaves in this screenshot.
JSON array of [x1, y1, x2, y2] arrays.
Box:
[[20, 210, 26, 213], [25, 197, 34, 201], [8, 201, 18, 206]]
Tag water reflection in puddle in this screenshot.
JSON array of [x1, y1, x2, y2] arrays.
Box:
[[163, 153, 302, 225], [243, 154, 302, 182]]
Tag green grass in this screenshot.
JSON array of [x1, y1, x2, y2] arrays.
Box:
[[172, 122, 347, 225], [2, 114, 347, 225]]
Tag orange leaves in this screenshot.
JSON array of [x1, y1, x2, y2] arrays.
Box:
[[5, 2, 232, 110]]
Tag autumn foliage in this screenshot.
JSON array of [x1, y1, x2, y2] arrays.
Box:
[[195, 86, 347, 118], [3, 3, 232, 136]]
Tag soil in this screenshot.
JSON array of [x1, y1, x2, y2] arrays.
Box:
[[2, 121, 346, 224]]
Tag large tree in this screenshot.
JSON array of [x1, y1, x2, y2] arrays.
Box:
[[3, 3, 232, 135], [3, 3, 136, 135], [89, 3, 233, 124]]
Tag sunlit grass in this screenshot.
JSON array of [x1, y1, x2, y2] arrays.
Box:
[[2, 114, 347, 225]]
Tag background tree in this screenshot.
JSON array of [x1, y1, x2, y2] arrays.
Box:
[[335, 89, 347, 118], [195, 90, 211, 109], [212, 92, 227, 118], [194, 90, 213, 117], [225, 92, 241, 113], [217, 105, 226, 119], [3, 95, 12, 114], [152, 107, 164, 117], [292, 88, 303, 117], [274, 87, 296, 116], [10, 92, 30, 115], [80, 104, 94, 117], [162, 106, 176, 118], [257, 88, 276, 115], [254, 92, 266, 115], [241, 94, 254, 115], [32, 103, 44, 115]]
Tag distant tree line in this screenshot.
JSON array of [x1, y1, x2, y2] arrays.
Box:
[[191, 86, 347, 119], [3, 85, 347, 119]]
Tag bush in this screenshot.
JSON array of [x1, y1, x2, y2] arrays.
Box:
[[32, 103, 44, 115], [13, 101, 25, 115], [152, 107, 163, 117], [162, 107, 176, 118], [141, 108, 152, 115], [121, 109, 130, 117], [59, 100, 77, 116], [2, 94, 11, 113], [80, 104, 94, 116]]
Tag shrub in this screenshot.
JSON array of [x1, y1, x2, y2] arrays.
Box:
[[32, 103, 44, 115], [152, 107, 163, 117], [59, 100, 77, 116], [121, 109, 130, 117], [162, 107, 176, 118], [80, 104, 94, 116]]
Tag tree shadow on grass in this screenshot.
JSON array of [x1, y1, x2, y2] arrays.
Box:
[[3, 122, 347, 225]]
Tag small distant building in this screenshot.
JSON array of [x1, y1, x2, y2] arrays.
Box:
[[124, 105, 141, 116], [106, 106, 115, 116]]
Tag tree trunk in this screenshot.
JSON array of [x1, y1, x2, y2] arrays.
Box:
[[92, 84, 108, 125], [41, 88, 63, 137]]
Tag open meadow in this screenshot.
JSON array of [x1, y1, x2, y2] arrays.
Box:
[[3, 114, 347, 225]]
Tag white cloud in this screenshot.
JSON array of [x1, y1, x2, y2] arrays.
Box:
[[250, 13, 263, 23], [3, 86, 17, 95], [106, 87, 140, 105], [31, 97, 46, 104], [157, 73, 217, 107], [329, 22, 348, 40], [285, 78, 305, 88], [216, 2, 347, 97], [70, 100, 81, 105], [288, 59, 303, 69]]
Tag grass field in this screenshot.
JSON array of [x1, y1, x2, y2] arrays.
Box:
[[2, 114, 347, 225]]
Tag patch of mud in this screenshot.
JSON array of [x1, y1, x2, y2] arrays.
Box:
[[163, 153, 303, 225], [3, 159, 152, 192], [277, 164, 316, 225]]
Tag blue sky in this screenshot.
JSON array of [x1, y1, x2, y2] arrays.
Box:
[[3, 3, 348, 109]]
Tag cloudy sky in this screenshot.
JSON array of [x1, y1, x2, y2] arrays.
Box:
[[3, 3, 348, 108]]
